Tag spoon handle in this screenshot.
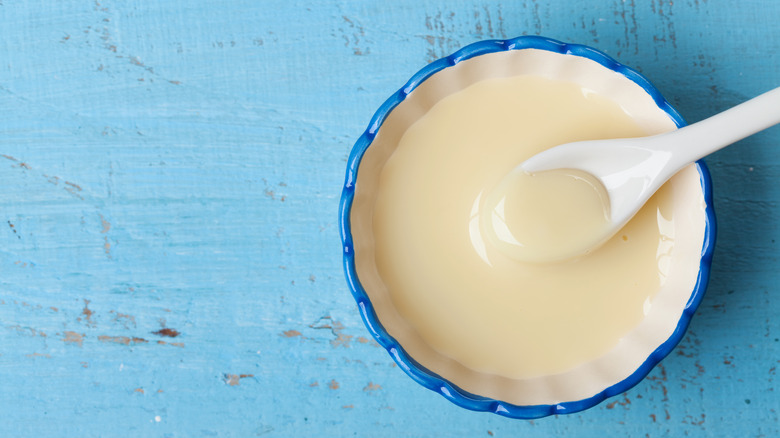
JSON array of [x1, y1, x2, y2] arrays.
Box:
[[655, 86, 780, 165], [519, 86, 780, 232]]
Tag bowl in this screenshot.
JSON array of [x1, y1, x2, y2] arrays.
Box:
[[339, 36, 716, 418]]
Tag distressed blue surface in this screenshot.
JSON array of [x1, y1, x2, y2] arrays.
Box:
[[1, 1, 778, 436]]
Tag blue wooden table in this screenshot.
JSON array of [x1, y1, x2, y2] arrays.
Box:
[[1, 1, 777, 436]]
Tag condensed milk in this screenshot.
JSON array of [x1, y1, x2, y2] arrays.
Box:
[[372, 75, 674, 379]]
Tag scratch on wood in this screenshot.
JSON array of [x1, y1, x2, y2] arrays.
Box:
[[525, 1, 542, 35], [421, 11, 460, 62], [695, 361, 705, 376], [650, 0, 677, 50], [82, 3, 182, 85], [281, 329, 301, 338], [7, 221, 20, 239], [62, 331, 85, 347], [156, 340, 184, 347], [309, 316, 353, 348], [338, 15, 370, 56], [99, 215, 111, 233], [97, 335, 148, 345], [616, 0, 639, 55], [262, 178, 289, 201], [682, 413, 706, 426], [605, 394, 631, 410], [224, 373, 254, 386], [356, 336, 379, 347], [473, 5, 507, 39], [3, 157, 87, 200], [363, 382, 382, 391], [81, 299, 95, 326], [2, 154, 30, 170], [26, 353, 51, 359], [64, 181, 83, 199], [103, 236, 112, 258], [152, 328, 180, 338], [110, 311, 136, 329]]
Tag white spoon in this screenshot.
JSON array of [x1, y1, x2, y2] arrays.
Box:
[[519, 86, 780, 259]]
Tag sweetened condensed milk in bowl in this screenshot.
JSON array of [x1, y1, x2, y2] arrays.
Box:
[[339, 36, 715, 418]]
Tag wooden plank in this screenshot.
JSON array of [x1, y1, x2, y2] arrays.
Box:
[[1, 0, 778, 436]]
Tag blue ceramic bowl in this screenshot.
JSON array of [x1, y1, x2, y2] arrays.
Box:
[[339, 36, 716, 419]]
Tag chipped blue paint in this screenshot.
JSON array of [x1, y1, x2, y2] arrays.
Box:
[[0, 0, 778, 436]]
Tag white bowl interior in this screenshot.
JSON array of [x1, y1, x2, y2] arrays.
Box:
[[350, 49, 706, 405]]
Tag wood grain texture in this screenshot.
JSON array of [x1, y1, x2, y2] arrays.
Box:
[[1, 0, 778, 436]]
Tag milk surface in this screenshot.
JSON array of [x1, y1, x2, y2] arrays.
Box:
[[373, 75, 674, 378]]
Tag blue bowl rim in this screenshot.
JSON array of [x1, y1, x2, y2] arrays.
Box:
[[338, 35, 717, 419]]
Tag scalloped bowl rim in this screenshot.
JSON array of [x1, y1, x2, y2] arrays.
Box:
[[338, 35, 716, 419]]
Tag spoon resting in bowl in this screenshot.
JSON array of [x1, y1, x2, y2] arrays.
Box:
[[506, 86, 780, 263]]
